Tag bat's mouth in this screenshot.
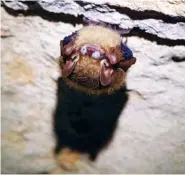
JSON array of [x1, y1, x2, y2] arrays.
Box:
[[60, 32, 136, 90]]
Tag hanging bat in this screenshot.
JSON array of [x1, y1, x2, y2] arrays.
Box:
[[53, 25, 136, 170]]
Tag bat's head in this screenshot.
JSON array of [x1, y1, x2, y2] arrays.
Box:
[[60, 26, 136, 95]]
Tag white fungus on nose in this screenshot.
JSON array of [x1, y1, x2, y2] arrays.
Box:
[[92, 51, 101, 59]]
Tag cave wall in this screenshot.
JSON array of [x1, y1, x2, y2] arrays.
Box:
[[1, 0, 185, 173]]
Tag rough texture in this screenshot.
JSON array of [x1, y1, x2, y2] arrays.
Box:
[[1, 0, 185, 173], [3, 0, 185, 17], [2, 0, 185, 41], [76, 0, 185, 17]]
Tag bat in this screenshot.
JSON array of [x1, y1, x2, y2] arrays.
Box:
[[53, 25, 136, 170]]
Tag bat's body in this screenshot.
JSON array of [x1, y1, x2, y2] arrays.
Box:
[[53, 25, 136, 169], [54, 77, 128, 160]]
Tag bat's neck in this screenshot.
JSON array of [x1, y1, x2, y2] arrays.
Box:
[[62, 77, 126, 96]]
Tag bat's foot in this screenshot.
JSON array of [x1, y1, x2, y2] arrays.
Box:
[[56, 148, 80, 171]]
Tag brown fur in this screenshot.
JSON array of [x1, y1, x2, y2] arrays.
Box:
[[108, 45, 123, 62], [75, 26, 121, 52], [60, 26, 126, 94], [59, 57, 126, 95]]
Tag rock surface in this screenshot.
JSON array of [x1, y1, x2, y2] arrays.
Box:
[[1, 0, 185, 173], [2, 0, 185, 41]]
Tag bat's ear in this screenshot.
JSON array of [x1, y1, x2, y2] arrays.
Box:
[[60, 40, 64, 56], [100, 59, 113, 86], [118, 57, 136, 72]]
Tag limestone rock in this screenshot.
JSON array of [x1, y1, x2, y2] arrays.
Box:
[[2, 0, 185, 40], [1, 0, 185, 173]]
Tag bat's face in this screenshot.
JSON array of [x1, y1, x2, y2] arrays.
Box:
[[60, 26, 136, 94]]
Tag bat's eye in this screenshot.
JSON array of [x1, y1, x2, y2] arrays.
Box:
[[80, 46, 87, 55], [71, 54, 79, 60], [101, 59, 110, 67], [92, 51, 101, 59]]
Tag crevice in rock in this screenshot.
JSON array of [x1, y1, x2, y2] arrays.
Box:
[[2, 2, 185, 47], [171, 56, 185, 62], [75, 1, 185, 24], [124, 27, 185, 46], [1, 2, 84, 25], [3, 1, 185, 24], [127, 89, 146, 100]]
